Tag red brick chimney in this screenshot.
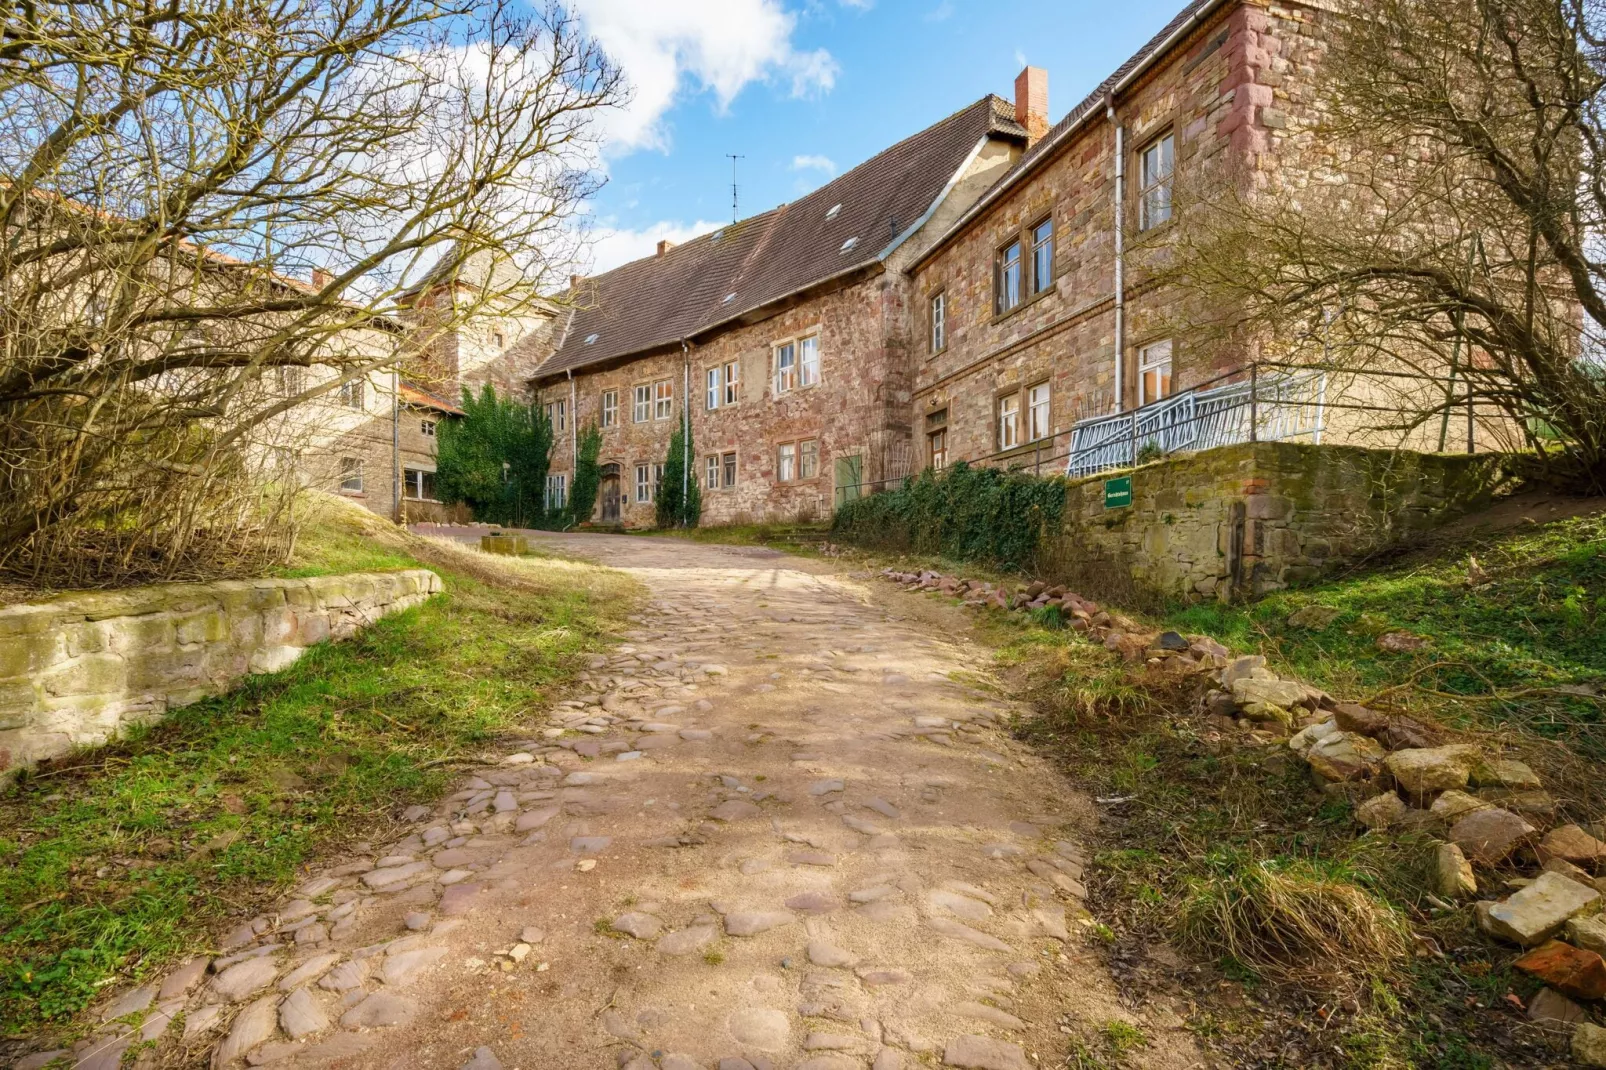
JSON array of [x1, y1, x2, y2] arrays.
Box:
[[570, 273, 584, 292], [1014, 66, 1049, 145], [656, 240, 675, 257], [311, 268, 333, 289]]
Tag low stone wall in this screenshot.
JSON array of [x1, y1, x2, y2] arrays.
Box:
[[0, 569, 441, 777], [1047, 442, 1510, 601]]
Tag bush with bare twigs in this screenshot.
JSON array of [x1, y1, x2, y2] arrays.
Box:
[[0, 0, 622, 586]]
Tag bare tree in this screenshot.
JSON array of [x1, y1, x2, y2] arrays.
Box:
[[0, 0, 622, 584], [1153, 0, 1606, 489]]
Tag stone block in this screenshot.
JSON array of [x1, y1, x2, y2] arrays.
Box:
[[1513, 940, 1606, 1000], [39, 653, 126, 699], [1481, 873, 1601, 946], [1385, 745, 1480, 796], [1450, 808, 1535, 865], [174, 609, 229, 646]]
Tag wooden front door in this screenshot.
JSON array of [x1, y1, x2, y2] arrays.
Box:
[[600, 464, 621, 523]]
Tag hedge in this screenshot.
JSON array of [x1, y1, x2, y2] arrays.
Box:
[[830, 462, 1066, 571]]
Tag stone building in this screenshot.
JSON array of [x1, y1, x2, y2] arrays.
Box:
[[906, 0, 1331, 469], [525, 93, 1038, 526], [423, 0, 1479, 529]]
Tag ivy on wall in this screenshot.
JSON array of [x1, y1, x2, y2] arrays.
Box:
[[831, 462, 1066, 570]]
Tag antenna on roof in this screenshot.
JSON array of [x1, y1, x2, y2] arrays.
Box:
[[726, 154, 745, 223]]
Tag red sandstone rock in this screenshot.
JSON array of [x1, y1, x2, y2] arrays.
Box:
[[1514, 941, 1606, 1001]]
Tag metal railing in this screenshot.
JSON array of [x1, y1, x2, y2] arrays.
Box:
[[827, 359, 1497, 506], [1065, 366, 1328, 477]]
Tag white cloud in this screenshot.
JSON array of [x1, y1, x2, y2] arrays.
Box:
[[791, 154, 837, 176], [571, 0, 839, 155], [839, 0, 875, 9], [584, 217, 725, 274], [1013, 48, 1028, 69], [924, 1, 955, 21]]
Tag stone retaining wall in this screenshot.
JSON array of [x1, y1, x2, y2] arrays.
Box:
[[0, 569, 441, 778], [1047, 442, 1510, 600]]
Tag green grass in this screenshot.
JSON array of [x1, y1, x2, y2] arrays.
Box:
[[1167, 510, 1606, 754], [973, 509, 1606, 1066], [0, 499, 638, 1036]]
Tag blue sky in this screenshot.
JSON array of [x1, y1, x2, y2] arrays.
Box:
[[574, 0, 1188, 272]]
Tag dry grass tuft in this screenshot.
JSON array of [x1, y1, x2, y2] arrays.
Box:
[[1175, 852, 1411, 997]]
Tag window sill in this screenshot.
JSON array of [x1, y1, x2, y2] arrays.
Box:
[[989, 284, 1055, 326]]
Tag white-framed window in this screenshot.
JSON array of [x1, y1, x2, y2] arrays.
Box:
[[340, 457, 363, 494], [799, 335, 820, 388], [1031, 217, 1054, 295], [722, 451, 737, 487], [545, 473, 567, 511], [997, 394, 1020, 450], [995, 239, 1022, 315], [492, 330, 506, 349], [706, 367, 721, 410], [799, 438, 819, 480], [723, 361, 740, 406], [420, 419, 436, 437], [1139, 134, 1175, 231], [544, 399, 566, 432], [404, 467, 436, 500], [777, 442, 797, 482], [635, 463, 651, 503], [339, 379, 364, 410], [705, 455, 720, 489], [1027, 382, 1051, 441], [1138, 339, 1174, 405], [929, 428, 947, 470], [653, 462, 665, 498], [774, 341, 797, 395], [633, 384, 651, 423], [930, 292, 946, 353], [653, 379, 673, 420], [601, 389, 618, 428], [277, 365, 304, 396]]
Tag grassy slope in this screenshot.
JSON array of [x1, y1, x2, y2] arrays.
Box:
[[0, 497, 638, 1035], [1171, 510, 1606, 756]]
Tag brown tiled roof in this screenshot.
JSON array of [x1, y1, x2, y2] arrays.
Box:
[[912, 0, 1225, 269], [400, 381, 465, 415], [534, 96, 1027, 381]]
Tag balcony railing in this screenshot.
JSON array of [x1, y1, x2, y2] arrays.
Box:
[[1066, 367, 1328, 478]]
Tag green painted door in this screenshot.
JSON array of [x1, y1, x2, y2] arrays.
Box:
[[834, 455, 863, 508]]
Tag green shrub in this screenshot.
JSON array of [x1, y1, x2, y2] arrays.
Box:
[[656, 420, 701, 529], [830, 461, 1065, 571], [434, 384, 553, 526], [569, 423, 603, 526]]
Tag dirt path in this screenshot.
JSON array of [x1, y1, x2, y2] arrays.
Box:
[[43, 534, 1205, 1070]]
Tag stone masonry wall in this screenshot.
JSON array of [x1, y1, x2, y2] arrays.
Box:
[[0, 569, 442, 779], [910, 0, 1260, 465], [1047, 442, 1508, 601], [540, 270, 912, 528]]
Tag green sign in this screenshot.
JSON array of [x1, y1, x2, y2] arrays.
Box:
[[1104, 475, 1133, 509]]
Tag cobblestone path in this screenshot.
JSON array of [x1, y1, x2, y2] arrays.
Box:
[[38, 534, 1203, 1070]]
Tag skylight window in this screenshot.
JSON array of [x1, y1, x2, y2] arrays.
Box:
[[840, 237, 858, 253], [826, 204, 842, 220], [722, 292, 737, 304], [584, 333, 599, 345], [711, 229, 725, 243]]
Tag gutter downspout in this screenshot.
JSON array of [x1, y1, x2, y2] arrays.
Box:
[[1108, 99, 1126, 413], [681, 341, 691, 527], [567, 368, 577, 524], [391, 368, 401, 523]]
